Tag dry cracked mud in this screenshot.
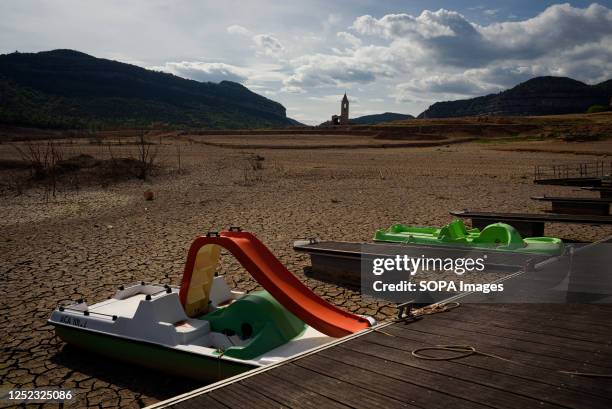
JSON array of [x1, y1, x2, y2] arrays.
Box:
[[1, 137, 610, 408]]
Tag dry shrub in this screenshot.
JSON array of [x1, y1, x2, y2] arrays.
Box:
[[136, 131, 159, 180], [13, 141, 64, 199], [236, 153, 265, 186]]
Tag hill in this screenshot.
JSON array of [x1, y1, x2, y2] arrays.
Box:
[[0, 49, 298, 129], [418, 76, 611, 119], [350, 112, 414, 125]]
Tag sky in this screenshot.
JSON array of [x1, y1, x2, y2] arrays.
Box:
[[1, 1, 612, 124]]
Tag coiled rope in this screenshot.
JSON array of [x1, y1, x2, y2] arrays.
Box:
[[411, 344, 612, 378], [382, 302, 612, 378]]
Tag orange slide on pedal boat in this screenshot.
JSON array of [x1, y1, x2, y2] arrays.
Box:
[[179, 229, 372, 337]]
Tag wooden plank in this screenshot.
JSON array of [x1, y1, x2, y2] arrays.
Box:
[[240, 372, 351, 409], [269, 363, 417, 409], [467, 303, 612, 322], [464, 304, 612, 331], [404, 305, 612, 353], [449, 305, 612, 343], [323, 345, 548, 409], [333, 342, 565, 409], [399, 313, 612, 358], [295, 353, 490, 409], [350, 337, 609, 409], [168, 302, 612, 409], [386, 327, 612, 397], [389, 320, 611, 372], [428, 306, 612, 344], [380, 325, 612, 399], [470, 302, 612, 316], [391, 318, 612, 369], [170, 394, 230, 409], [208, 383, 287, 409]]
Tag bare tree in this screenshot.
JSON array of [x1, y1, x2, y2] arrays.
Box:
[[136, 130, 158, 180], [13, 141, 63, 201]]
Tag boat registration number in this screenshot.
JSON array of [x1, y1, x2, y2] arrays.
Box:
[[59, 315, 88, 328]]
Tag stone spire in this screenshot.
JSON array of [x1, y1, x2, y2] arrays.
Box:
[[340, 92, 349, 124]]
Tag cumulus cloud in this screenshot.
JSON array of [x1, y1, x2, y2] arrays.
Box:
[[284, 3, 612, 99], [481, 4, 612, 59], [283, 44, 401, 89], [394, 74, 504, 102], [151, 61, 249, 83], [226, 24, 251, 36], [401, 75, 502, 96], [337, 31, 361, 48], [351, 10, 461, 39], [253, 34, 285, 58], [350, 3, 612, 66]]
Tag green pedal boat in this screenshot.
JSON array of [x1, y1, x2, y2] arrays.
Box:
[[374, 219, 563, 256]]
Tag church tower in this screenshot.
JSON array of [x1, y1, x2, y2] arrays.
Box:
[[340, 93, 349, 124]]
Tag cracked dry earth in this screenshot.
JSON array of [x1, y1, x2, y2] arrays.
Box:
[[1, 138, 611, 408]]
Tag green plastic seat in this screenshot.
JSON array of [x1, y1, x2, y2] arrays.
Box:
[[201, 291, 306, 360]]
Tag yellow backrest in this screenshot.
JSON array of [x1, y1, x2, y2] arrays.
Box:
[[184, 244, 221, 317]]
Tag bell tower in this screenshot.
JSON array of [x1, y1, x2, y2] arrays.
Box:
[[340, 93, 349, 124]]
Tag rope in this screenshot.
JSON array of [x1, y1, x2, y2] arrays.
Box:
[[410, 344, 612, 378], [387, 302, 611, 378], [414, 302, 461, 317], [393, 301, 461, 324], [412, 344, 516, 363]]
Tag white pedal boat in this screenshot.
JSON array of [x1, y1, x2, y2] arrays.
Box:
[[48, 230, 373, 382]]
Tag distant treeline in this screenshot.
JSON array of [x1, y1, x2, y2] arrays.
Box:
[[0, 49, 299, 130]]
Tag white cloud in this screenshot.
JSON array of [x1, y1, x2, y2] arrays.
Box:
[[281, 85, 306, 94], [253, 34, 285, 58], [283, 3, 612, 101], [308, 94, 359, 103], [394, 73, 504, 102], [226, 24, 251, 36], [283, 44, 401, 89], [337, 31, 361, 48], [350, 3, 612, 67], [151, 61, 249, 83], [481, 4, 612, 58], [351, 10, 460, 40]]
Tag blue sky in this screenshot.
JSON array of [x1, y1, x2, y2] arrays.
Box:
[[1, 1, 612, 124]]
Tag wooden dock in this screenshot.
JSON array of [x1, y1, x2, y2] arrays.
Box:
[[152, 302, 612, 409], [450, 209, 612, 237]]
